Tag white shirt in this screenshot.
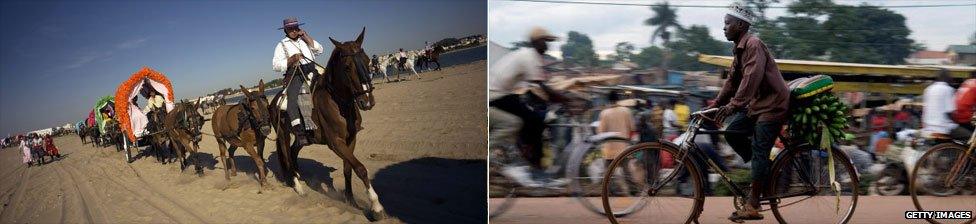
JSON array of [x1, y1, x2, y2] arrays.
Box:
[[273, 37, 324, 73], [143, 94, 166, 114], [489, 48, 546, 100], [663, 109, 678, 132], [399, 51, 407, 58], [922, 82, 957, 135]]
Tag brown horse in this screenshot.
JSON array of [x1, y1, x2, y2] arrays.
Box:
[[427, 45, 443, 71], [164, 100, 206, 174], [212, 81, 272, 189], [270, 27, 383, 219]]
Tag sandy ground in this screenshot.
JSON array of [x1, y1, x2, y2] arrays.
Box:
[[0, 61, 487, 224]]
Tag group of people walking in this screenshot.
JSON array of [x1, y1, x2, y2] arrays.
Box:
[[20, 133, 62, 166]]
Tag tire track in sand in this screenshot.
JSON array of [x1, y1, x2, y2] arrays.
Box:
[[53, 161, 104, 223], [0, 165, 30, 223], [61, 160, 185, 223], [73, 159, 208, 224]]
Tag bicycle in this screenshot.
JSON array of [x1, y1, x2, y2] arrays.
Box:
[[601, 108, 860, 223], [909, 117, 976, 224], [489, 108, 644, 218]]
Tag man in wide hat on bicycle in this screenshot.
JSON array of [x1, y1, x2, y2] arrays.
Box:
[[710, 2, 790, 221], [272, 17, 324, 146]]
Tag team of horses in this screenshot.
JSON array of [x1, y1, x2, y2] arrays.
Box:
[[80, 28, 385, 220], [372, 46, 442, 83]]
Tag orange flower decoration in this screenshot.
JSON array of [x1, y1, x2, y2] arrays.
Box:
[[115, 67, 175, 141]]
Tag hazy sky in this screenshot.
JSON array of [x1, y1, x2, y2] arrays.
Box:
[[0, 0, 486, 135], [490, 0, 976, 58]]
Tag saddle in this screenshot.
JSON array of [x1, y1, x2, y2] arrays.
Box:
[[274, 69, 321, 131]]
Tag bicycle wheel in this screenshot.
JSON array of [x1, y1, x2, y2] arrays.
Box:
[[489, 151, 518, 218], [769, 145, 859, 224], [602, 142, 704, 224], [567, 137, 644, 217], [910, 143, 976, 224]]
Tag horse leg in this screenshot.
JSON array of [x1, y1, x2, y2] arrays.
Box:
[[342, 160, 354, 203], [330, 140, 384, 217], [227, 146, 239, 176], [411, 65, 421, 79], [217, 139, 232, 180], [241, 145, 267, 191], [173, 141, 185, 171], [289, 142, 306, 195]]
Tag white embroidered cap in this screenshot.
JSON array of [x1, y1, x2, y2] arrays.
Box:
[[727, 2, 757, 24]]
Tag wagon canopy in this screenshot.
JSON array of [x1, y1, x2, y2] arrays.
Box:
[[114, 67, 176, 141], [86, 110, 97, 127], [93, 95, 115, 132]]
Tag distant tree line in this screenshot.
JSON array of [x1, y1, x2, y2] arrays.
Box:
[[523, 0, 921, 70]]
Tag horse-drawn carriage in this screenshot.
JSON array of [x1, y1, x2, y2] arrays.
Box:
[[93, 95, 122, 148], [115, 67, 178, 163]]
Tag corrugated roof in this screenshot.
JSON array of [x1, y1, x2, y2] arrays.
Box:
[[698, 54, 975, 78], [908, 50, 948, 59], [947, 45, 976, 54]]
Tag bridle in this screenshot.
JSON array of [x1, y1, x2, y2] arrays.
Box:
[[293, 48, 375, 110], [236, 96, 269, 136], [178, 103, 203, 139]]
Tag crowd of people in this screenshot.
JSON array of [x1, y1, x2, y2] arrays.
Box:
[[489, 2, 974, 220], [19, 133, 62, 167]]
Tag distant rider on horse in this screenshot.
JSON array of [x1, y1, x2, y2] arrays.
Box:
[[272, 17, 324, 146]]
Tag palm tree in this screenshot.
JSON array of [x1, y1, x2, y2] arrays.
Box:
[[644, 2, 681, 84], [644, 2, 681, 46]]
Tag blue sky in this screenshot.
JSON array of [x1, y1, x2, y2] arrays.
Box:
[[0, 0, 486, 135]]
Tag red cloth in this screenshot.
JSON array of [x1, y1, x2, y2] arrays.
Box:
[[87, 111, 97, 127], [44, 137, 59, 156], [894, 111, 910, 122], [954, 79, 976, 124], [871, 116, 887, 131]]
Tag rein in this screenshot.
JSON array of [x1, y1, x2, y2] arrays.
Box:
[[235, 100, 262, 136], [293, 51, 374, 98]]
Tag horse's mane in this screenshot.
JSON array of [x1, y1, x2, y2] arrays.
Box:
[[318, 45, 356, 97]]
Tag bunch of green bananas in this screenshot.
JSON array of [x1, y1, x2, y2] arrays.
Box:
[[789, 93, 851, 144]]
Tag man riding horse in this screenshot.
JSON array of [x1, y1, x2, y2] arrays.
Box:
[[272, 17, 323, 146]]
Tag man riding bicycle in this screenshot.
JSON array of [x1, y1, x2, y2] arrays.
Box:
[[489, 27, 568, 188], [711, 3, 790, 221]]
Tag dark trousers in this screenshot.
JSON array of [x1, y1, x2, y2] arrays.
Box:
[[950, 124, 974, 142], [285, 63, 316, 127], [490, 94, 545, 168], [723, 111, 781, 182]]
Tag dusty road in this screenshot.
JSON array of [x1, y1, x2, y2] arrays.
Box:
[[490, 196, 975, 224], [0, 61, 488, 224]]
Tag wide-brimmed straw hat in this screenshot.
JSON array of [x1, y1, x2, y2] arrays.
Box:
[[528, 27, 559, 42], [278, 17, 305, 30]]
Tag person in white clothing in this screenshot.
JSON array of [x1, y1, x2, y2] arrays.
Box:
[[662, 101, 679, 139], [922, 69, 972, 141], [489, 27, 570, 188], [272, 17, 324, 146]]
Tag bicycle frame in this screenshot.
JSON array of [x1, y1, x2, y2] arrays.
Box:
[[653, 109, 822, 204], [943, 123, 976, 188]]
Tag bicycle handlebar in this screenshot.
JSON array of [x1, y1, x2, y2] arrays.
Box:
[[691, 108, 719, 117]]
